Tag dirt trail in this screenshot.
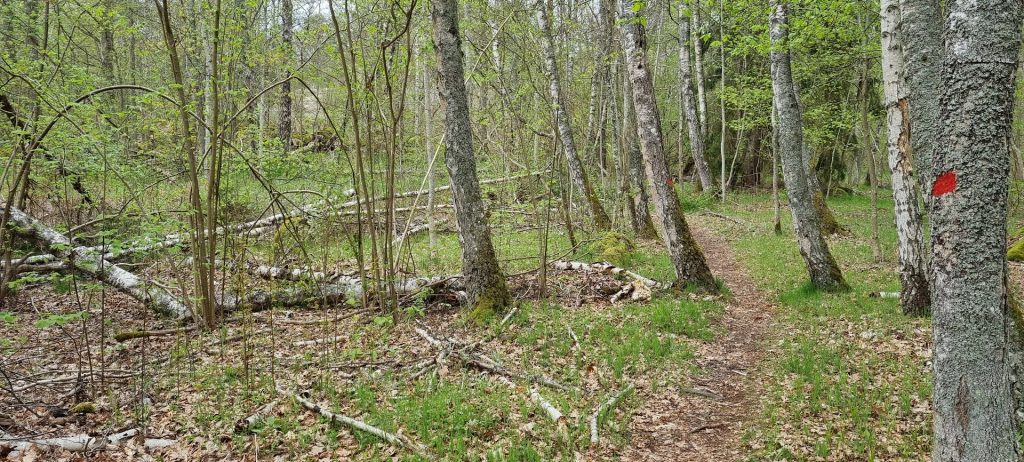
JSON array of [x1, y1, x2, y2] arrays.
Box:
[[624, 224, 774, 461]]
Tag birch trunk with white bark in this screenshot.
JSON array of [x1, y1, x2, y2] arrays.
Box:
[[879, 0, 930, 315], [677, 11, 713, 192]]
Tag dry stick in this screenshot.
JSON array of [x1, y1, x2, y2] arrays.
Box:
[[114, 325, 199, 342], [414, 325, 569, 391], [280, 387, 433, 460], [589, 384, 635, 445], [235, 400, 278, 433]]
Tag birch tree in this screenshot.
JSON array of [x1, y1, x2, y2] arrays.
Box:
[[431, 0, 511, 319], [620, 0, 717, 292], [930, 0, 1023, 459], [677, 6, 713, 192], [879, 0, 929, 315], [537, 0, 612, 230], [769, 0, 846, 290]]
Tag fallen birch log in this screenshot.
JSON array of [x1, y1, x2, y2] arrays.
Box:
[[280, 387, 433, 460], [235, 400, 278, 433], [220, 275, 459, 312], [589, 384, 634, 444], [0, 428, 175, 458], [4, 205, 190, 319]]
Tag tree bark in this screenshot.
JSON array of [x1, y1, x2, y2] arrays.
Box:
[[431, 0, 511, 319], [4, 205, 189, 319], [769, 1, 846, 290], [537, 0, 612, 230], [930, 1, 1023, 459], [677, 9, 713, 192], [691, 0, 708, 137], [279, 0, 293, 154], [898, 0, 942, 184], [879, 0, 930, 315], [619, 0, 716, 292], [622, 58, 658, 239]]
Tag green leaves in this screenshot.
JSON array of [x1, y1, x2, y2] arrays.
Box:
[[34, 310, 88, 329]]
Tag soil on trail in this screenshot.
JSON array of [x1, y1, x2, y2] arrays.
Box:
[[624, 224, 773, 461]]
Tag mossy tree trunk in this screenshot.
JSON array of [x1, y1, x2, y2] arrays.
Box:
[[431, 0, 511, 319], [620, 0, 717, 292], [769, 0, 847, 291], [537, 0, 612, 231]]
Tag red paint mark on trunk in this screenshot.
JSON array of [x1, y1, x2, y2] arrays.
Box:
[[932, 170, 956, 197], [667, 176, 675, 187]]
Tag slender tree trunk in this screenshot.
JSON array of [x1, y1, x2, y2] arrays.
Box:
[[620, 0, 716, 292], [718, 0, 726, 201], [879, 0, 929, 315], [692, 0, 708, 137], [771, 106, 782, 235], [536, 0, 612, 230], [930, 1, 1023, 459], [279, 0, 293, 154], [898, 0, 942, 186], [677, 9, 713, 192], [431, 0, 511, 319], [769, 1, 846, 290]]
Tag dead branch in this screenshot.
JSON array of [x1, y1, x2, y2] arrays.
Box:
[[589, 384, 634, 444], [550, 260, 662, 289], [280, 387, 433, 460], [235, 400, 278, 433]]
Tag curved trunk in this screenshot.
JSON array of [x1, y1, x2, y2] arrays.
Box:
[[537, 0, 612, 230], [930, 1, 1023, 459], [879, 0, 930, 315], [619, 0, 716, 292], [431, 0, 511, 319], [769, 1, 846, 290]]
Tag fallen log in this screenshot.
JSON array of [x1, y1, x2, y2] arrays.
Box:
[[280, 387, 433, 459], [4, 205, 190, 319], [0, 428, 175, 458]]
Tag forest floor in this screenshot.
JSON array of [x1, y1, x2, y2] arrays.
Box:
[[0, 188, 963, 461]]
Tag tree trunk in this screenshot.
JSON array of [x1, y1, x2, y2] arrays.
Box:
[[769, 1, 846, 290], [879, 0, 930, 315], [930, 1, 1023, 459], [619, 0, 716, 292], [431, 0, 511, 320], [279, 0, 293, 154], [677, 9, 713, 192], [537, 0, 612, 230], [692, 0, 708, 137], [623, 63, 658, 239], [4, 205, 189, 319], [898, 0, 942, 185]]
